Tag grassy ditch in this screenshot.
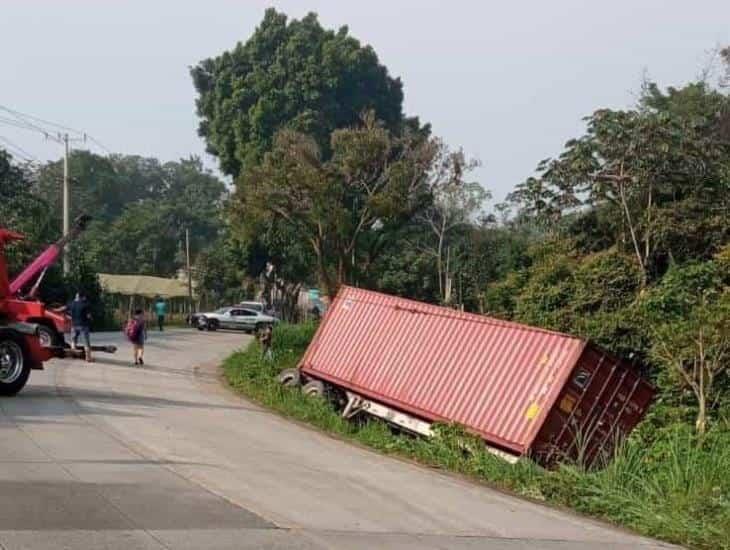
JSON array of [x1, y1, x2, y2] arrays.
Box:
[[223, 323, 730, 550]]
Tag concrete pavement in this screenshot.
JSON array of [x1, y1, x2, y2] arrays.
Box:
[[0, 329, 674, 549]]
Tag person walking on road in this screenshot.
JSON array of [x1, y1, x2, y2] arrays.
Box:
[[67, 291, 93, 363], [154, 296, 167, 331], [125, 309, 147, 366], [259, 325, 273, 361]]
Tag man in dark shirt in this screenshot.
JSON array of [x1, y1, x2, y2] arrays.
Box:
[[67, 292, 93, 362]]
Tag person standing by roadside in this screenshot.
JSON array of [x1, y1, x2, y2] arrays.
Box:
[[68, 291, 93, 363], [125, 309, 147, 366], [259, 324, 273, 361], [154, 296, 167, 331]]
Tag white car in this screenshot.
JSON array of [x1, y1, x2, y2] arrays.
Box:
[[237, 301, 265, 313], [194, 307, 278, 333]]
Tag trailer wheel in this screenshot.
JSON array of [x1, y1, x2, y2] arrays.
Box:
[[301, 380, 325, 399], [0, 336, 31, 396], [277, 368, 301, 388]]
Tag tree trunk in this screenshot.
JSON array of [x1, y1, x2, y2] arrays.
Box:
[[618, 179, 647, 287], [644, 184, 652, 263], [696, 393, 707, 436], [313, 241, 337, 301], [436, 236, 444, 301]]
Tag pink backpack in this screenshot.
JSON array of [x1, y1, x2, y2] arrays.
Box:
[[125, 318, 141, 341]]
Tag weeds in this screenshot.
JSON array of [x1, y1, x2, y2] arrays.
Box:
[[224, 323, 730, 550]]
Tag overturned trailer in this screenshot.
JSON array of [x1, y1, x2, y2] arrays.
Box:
[[297, 286, 655, 467]]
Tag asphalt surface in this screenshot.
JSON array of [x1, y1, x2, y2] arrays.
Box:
[[0, 329, 675, 550]]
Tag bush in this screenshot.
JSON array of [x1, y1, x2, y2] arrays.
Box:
[[513, 253, 576, 331], [571, 249, 641, 314], [640, 261, 723, 322]]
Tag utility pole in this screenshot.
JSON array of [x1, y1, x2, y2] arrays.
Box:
[[185, 228, 193, 312], [59, 132, 85, 275], [62, 134, 70, 274]]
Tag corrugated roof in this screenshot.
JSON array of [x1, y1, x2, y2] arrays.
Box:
[[98, 274, 189, 299]]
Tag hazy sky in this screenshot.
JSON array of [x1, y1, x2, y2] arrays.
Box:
[[2, 1, 729, 202]]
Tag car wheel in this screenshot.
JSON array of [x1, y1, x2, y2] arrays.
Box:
[[207, 319, 219, 331], [0, 336, 31, 396]]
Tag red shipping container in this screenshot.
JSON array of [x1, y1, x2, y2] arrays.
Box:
[[299, 286, 655, 466]]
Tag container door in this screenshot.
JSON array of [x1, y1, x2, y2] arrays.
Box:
[[530, 347, 654, 468]]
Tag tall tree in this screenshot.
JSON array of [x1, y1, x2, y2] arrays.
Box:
[[35, 151, 148, 224], [66, 155, 227, 276], [509, 92, 729, 286], [191, 9, 416, 178], [0, 150, 55, 272], [415, 142, 487, 303], [235, 113, 434, 298]]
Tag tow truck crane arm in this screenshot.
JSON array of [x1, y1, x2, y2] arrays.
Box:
[[10, 214, 91, 296], [2, 215, 116, 360]]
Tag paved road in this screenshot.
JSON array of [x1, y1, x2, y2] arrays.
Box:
[[0, 330, 673, 550]]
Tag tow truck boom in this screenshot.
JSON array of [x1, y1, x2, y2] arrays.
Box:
[[10, 215, 91, 297]]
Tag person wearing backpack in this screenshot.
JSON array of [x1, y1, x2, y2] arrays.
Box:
[[125, 309, 147, 366]]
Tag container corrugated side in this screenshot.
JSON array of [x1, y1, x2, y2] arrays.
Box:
[[300, 286, 586, 454]]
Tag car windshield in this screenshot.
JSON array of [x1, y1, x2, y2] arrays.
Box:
[[214, 307, 231, 314]]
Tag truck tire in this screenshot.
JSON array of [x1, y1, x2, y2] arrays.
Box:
[[302, 380, 325, 399], [0, 336, 31, 396], [36, 325, 59, 348], [277, 368, 301, 388]]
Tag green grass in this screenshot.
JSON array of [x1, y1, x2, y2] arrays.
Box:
[[223, 323, 730, 550]]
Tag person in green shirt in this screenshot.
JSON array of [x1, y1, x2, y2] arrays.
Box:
[[154, 296, 167, 331]]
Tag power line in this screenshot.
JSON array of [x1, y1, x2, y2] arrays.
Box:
[[0, 105, 112, 156], [0, 105, 84, 136], [0, 135, 38, 162], [86, 135, 112, 155], [0, 109, 59, 138], [0, 104, 113, 274], [0, 115, 57, 138]]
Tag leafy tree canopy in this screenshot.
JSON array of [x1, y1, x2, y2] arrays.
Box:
[[191, 8, 421, 177], [509, 81, 730, 285], [234, 113, 435, 297], [0, 150, 55, 272]]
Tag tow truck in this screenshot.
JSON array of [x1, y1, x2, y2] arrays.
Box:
[[0, 217, 116, 395]]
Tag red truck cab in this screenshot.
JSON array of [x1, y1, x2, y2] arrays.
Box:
[[0, 229, 55, 395]]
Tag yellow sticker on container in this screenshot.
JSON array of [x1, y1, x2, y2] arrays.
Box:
[[525, 402, 540, 420]]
